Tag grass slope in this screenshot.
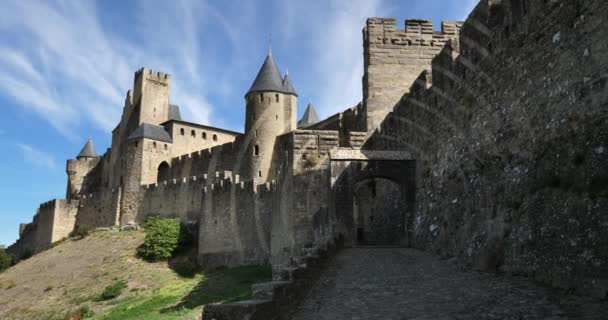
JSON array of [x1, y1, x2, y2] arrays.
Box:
[[0, 231, 271, 320]]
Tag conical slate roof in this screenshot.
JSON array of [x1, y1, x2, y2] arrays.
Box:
[[127, 123, 173, 143], [298, 101, 320, 127], [282, 73, 297, 96], [247, 51, 297, 96], [77, 138, 98, 158]]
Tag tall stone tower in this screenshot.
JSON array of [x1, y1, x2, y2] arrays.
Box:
[[244, 50, 297, 181], [362, 18, 462, 131], [132, 67, 172, 126]]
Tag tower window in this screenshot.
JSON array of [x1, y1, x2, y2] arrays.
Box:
[[153, 142, 157, 148], [255, 130, 258, 137], [260, 93, 264, 102], [258, 171, 262, 178], [275, 94, 279, 102], [254, 145, 259, 156], [180, 128, 185, 135], [191, 130, 196, 137], [213, 134, 218, 142], [203, 132, 207, 139], [164, 144, 168, 150], [276, 115, 278, 120]]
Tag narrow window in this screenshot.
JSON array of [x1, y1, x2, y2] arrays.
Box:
[[260, 93, 264, 102], [153, 142, 157, 148], [213, 134, 218, 142], [191, 130, 196, 137], [255, 130, 258, 137], [275, 94, 279, 102], [276, 115, 278, 120], [164, 144, 168, 150], [135, 141, 139, 147], [258, 171, 262, 177], [203, 132, 207, 139], [180, 128, 185, 135], [254, 145, 259, 156]]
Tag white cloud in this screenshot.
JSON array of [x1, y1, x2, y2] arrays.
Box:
[[17, 143, 57, 169], [0, 0, 223, 140]]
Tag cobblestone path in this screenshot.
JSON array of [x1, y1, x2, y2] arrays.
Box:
[[290, 248, 607, 320]]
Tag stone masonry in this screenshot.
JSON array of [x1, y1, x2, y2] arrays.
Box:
[[6, 2, 608, 318]]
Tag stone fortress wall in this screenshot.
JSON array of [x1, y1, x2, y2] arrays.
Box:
[[6, 0, 607, 301], [8, 200, 78, 257], [363, 0, 608, 298]]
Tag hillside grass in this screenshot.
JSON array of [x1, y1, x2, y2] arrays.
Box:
[[96, 265, 271, 320], [0, 230, 271, 320]]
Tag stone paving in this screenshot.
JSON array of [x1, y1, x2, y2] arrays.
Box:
[[290, 248, 608, 320]]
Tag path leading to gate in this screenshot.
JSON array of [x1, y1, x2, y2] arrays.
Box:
[[290, 248, 607, 320]]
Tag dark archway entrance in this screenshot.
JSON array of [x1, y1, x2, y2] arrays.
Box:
[[354, 177, 404, 245], [329, 149, 415, 247], [157, 161, 171, 183]]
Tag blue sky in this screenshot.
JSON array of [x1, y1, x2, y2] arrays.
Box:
[[0, 0, 477, 246]]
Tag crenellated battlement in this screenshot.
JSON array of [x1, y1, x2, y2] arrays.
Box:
[[363, 17, 463, 131], [365, 18, 463, 47], [134, 67, 171, 84]]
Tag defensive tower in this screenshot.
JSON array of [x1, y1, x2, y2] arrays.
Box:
[[244, 50, 298, 181], [362, 18, 462, 131], [66, 138, 100, 199], [132, 67, 172, 126]]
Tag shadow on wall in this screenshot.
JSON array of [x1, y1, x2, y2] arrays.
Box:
[[361, 0, 608, 298]]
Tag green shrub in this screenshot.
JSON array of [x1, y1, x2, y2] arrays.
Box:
[[73, 225, 94, 239], [100, 280, 128, 300], [138, 218, 182, 261], [79, 305, 94, 318], [0, 248, 11, 273]]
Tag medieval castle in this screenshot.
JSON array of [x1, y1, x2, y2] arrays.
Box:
[[7, 0, 608, 310]]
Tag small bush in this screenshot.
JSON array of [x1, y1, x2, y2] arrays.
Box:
[[0, 248, 11, 272], [79, 305, 94, 318], [100, 280, 128, 300], [138, 218, 181, 261], [73, 225, 94, 239]]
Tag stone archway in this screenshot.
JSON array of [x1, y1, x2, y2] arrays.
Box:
[[353, 177, 404, 246], [157, 161, 171, 183], [329, 148, 415, 247]]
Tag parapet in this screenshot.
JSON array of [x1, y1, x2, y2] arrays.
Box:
[[134, 67, 171, 84], [365, 17, 463, 47]]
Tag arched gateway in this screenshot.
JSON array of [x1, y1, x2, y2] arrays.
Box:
[[329, 148, 415, 247]]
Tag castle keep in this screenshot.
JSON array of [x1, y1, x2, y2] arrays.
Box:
[[8, 0, 608, 304]]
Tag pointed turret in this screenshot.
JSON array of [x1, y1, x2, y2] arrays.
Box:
[[298, 101, 320, 127], [247, 51, 284, 96], [77, 138, 98, 159], [282, 71, 297, 96], [244, 49, 298, 182]]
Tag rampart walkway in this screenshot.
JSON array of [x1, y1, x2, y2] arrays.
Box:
[[291, 248, 607, 319]]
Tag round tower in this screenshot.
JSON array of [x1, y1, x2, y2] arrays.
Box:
[[244, 50, 297, 182], [66, 138, 100, 199]]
